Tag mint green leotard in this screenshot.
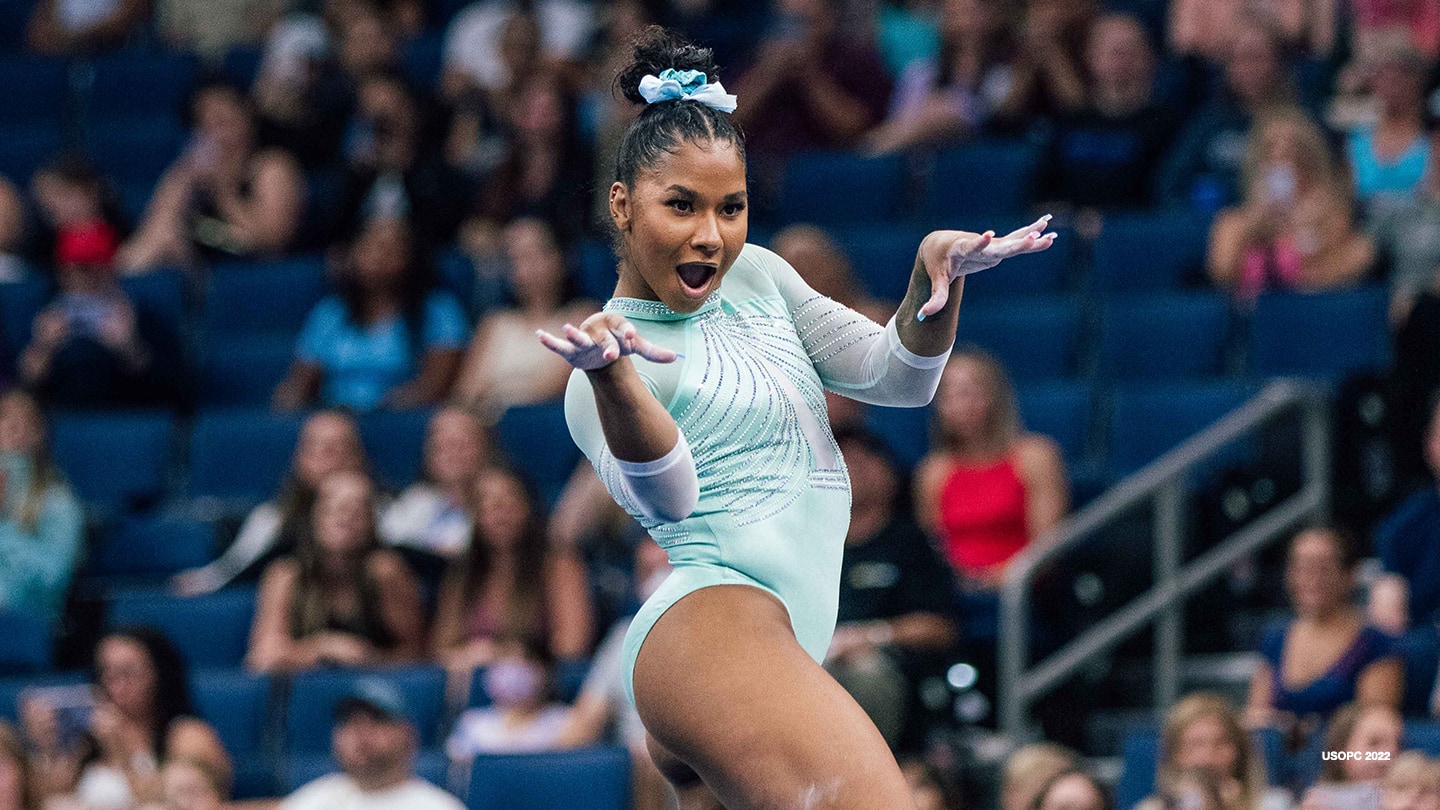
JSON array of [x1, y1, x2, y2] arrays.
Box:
[[564, 244, 949, 705]]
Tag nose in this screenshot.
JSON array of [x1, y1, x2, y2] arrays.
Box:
[[691, 211, 721, 256]]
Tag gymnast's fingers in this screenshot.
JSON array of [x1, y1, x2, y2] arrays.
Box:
[[631, 336, 680, 364], [536, 329, 578, 358]]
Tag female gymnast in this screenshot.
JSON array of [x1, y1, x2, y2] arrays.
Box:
[[537, 27, 1056, 809]]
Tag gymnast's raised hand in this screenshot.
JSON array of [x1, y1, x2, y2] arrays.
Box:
[[536, 311, 678, 370], [914, 214, 1058, 321]]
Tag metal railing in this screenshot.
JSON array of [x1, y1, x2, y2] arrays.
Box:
[[998, 379, 1332, 737]]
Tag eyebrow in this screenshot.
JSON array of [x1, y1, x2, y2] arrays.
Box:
[[665, 185, 747, 202]]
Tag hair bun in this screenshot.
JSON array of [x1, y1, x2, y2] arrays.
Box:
[[615, 26, 720, 106]]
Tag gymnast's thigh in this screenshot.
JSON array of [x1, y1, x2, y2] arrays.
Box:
[[631, 584, 914, 810]]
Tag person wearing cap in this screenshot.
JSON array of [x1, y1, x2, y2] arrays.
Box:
[[281, 678, 463, 810]]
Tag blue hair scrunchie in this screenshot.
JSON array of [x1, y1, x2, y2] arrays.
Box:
[[637, 68, 738, 113]]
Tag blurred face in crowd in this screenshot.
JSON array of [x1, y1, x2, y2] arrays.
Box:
[[473, 469, 531, 553], [838, 437, 896, 519], [482, 641, 550, 711], [97, 635, 157, 721], [312, 472, 375, 557], [161, 760, 224, 810], [1226, 27, 1282, 105], [0, 737, 27, 810], [294, 412, 363, 488], [1036, 773, 1107, 810], [504, 218, 566, 309], [770, 225, 851, 302], [1424, 401, 1440, 479], [351, 218, 412, 295], [1285, 529, 1351, 618], [1371, 51, 1428, 115], [936, 356, 998, 444], [1173, 713, 1239, 780], [33, 170, 103, 228], [941, 0, 1006, 39], [499, 12, 540, 80], [340, 12, 397, 77], [1380, 757, 1440, 810], [1343, 708, 1403, 783], [333, 709, 413, 792], [510, 74, 568, 144], [1085, 15, 1153, 94], [611, 139, 748, 314], [193, 86, 254, 158], [0, 392, 43, 457], [425, 408, 487, 488], [901, 761, 949, 810]]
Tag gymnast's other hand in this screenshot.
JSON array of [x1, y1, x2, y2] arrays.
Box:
[[537, 311, 679, 371], [917, 215, 1058, 320]]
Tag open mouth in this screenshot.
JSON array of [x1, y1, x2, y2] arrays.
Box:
[[676, 262, 718, 297]]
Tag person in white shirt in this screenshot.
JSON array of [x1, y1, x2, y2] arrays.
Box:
[[446, 636, 571, 758], [282, 678, 463, 810], [379, 406, 493, 559]]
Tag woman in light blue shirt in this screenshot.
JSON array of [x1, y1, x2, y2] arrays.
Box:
[[274, 217, 468, 412]]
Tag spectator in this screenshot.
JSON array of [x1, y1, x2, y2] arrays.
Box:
[[119, 80, 304, 272], [915, 350, 1069, 587], [25, 0, 148, 54], [0, 178, 24, 283], [1207, 109, 1375, 305], [994, 0, 1097, 128], [864, 0, 1017, 155], [172, 410, 367, 597], [380, 406, 493, 559], [431, 466, 593, 673], [0, 722, 37, 810], [451, 218, 596, 419], [1139, 693, 1290, 810], [1369, 140, 1440, 326], [579, 0, 654, 224], [1349, 0, 1440, 65], [273, 217, 468, 413], [1378, 752, 1440, 810], [145, 758, 229, 810], [730, 0, 893, 167], [1168, 0, 1337, 63], [333, 72, 468, 248], [24, 628, 231, 810], [824, 428, 957, 748], [1031, 768, 1111, 810], [446, 635, 571, 757], [900, 758, 964, 810], [1301, 702, 1402, 807], [20, 159, 176, 409], [1245, 528, 1403, 735], [443, 9, 540, 180], [0, 390, 82, 624], [1343, 44, 1434, 210], [1145, 768, 1230, 810], [281, 678, 464, 810], [769, 224, 894, 323], [154, 0, 284, 60], [246, 471, 426, 672], [1156, 22, 1297, 211], [1040, 14, 1182, 211], [1002, 743, 1080, 810], [1371, 399, 1440, 630], [442, 0, 592, 102], [252, 16, 353, 172]]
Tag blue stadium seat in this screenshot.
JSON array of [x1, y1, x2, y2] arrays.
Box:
[[91, 516, 214, 579], [188, 410, 304, 502], [221, 46, 263, 90], [577, 240, 616, 302], [203, 256, 330, 338], [437, 248, 478, 311], [88, 117, 185, 188], [921, 140, 1039, 220], [0, 671, 87, 723], [87, 51, 200, 122], [495, 403, 583, 508], [778, 152, 906, 225], [1017, 381, 1093, 461], [1406, 721, 1440, 756], [835, 223, 930, 302], [466, 659, 592, 708], [402, 31, 445, 90], [232, 754, 279, 801], [121, 268, 186, 337], [1115, 726, 1284, 810], [467, 747, 631, 810], [284, 749, 450, 793], [107, 587, 257, 669], [865, 406, 930, 472], [51, 411, 174, 509], [191, 669, 272, 754], [0, 611, 51, 674], [198, 336, 295, 407], [358, 409, 433, 489], [1399, 627, 1440, 718], [962, 225, 1073, 301], [1249, 288, 1389, 379], [285, 666, 447, 753], [1092, 213, 1211, 292], [0, 277, 51, 365], [0, 54, 68, 124], [955, 298, 1081, 381], [1108, 381, 1254, 477], [0, 122, 66, 186], [1099, 293, 1230, 380]]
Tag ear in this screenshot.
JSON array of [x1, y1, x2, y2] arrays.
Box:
[[609, 182, 631, 233]]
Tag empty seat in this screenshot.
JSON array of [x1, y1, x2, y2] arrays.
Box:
[[0, 121, 65, 184], [0, 277, 51, 364], [198, 336, 295, 407], [87, 51, 200, 122], [51, 411, 174, 509], [0, 611, 51, 674], [203, 256, 329, 338], [1249, 288, 1389, 379], [188, 410, 304, 502], [467, 747, 631, 810], [285, 666, 447, 753], [865, 405, 930, 472], [1115, 726, 1284, 810], [1406, 721, 1440, 757], [1099, 293, 1230, 380], [495, 403, 582, 508], [835, 224, 930, 302], [962, 225, 1072, 300], [1017, 381, 1093, 462], [121, 268, 186, 336], [191, 669, 272, 755], [0, 54, 68, 125], [88, 117, 186, 188], [358, 408, 433, 489], [921, 140, 1039, 220], [778, 152, 906, 225], [91, 516, 214, 579], [955, 298, 1081, 381], [1092, 213, 1210, 293], [108, 587, 257, 669], [1108, 381, 1254, 477]]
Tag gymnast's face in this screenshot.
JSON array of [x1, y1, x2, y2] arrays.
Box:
[[610, 138, 748, 313]]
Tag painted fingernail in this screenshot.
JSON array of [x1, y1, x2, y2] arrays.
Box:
[[1044, 232, 1058, 239], [917, 311, 927, 322], [674, 352, 686, 359], [1043, 213, 1053, 221]]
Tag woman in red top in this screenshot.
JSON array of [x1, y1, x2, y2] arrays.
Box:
[[915, 350, 1070, 587]]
